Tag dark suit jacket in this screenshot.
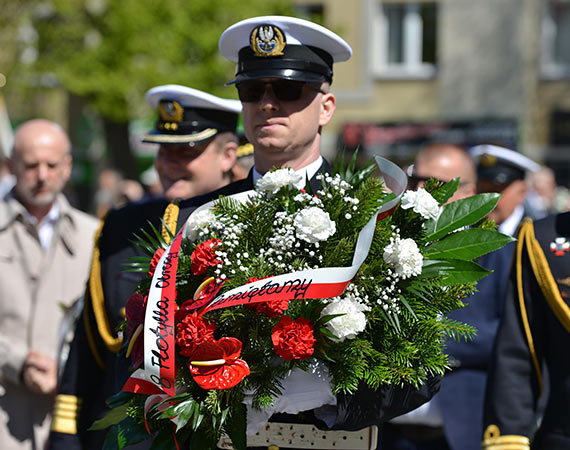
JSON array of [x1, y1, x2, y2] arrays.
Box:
[[438, 243, 514, 450], [49, 163, 440, 450], [484, 212, 570, 450]]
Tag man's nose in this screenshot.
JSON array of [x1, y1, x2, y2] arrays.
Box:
[[37, 163, 49, 180], [259, 85, 279, 111]]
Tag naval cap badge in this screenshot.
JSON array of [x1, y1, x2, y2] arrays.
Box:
[[159, 100, 184, 123], [250, 24, 286, 57]]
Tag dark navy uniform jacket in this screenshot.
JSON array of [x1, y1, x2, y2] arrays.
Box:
[[484, 212, 570, 450], [437, 242, 514, 450], [48, 164, 440, 450]]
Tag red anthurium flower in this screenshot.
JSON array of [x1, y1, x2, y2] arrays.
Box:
[[189, 337, 250, 390], [245, 276, 289, 318], [176, 312, 216, 357], [125, 293, 147, 368], [148, 248, 166, 277], [190, 238, 222, 276], [176, 278, 225, 322], [271, 316, 316, 360]]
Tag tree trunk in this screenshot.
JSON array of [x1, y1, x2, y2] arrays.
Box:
[[103, 117, 138, 179]]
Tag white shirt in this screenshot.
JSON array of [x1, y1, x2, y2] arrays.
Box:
[[498, 204, 524, 237], [252, 156, 324, 185], [23, 202, 60, 250]]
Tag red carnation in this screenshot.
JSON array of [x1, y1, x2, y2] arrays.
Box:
[[176, 312, 216, 357], [245, 276, 289, 318], [125, 292, 147, 368], [189, 337, 250, 390], [148, 248, 166, 277], [246, 299, 289, 318], [191, 238, 222, 276], [271, 316, 316, 360]]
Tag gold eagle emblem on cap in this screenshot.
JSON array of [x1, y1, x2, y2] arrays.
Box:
[[159, 100, 184, 123], [480, 153, 497, 167], [250, 24, 286, 57]]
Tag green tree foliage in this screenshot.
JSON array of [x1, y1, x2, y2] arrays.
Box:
[[31, 0, 294, 121]]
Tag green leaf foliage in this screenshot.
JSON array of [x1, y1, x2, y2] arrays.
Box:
[[25, 0, 295, 121], [430, 178, 460, 204], [423, 193, 501, 242], [102, 417, 150, 450], [89, 403, 130, 431], [420, 259, 492, 284], [424, 228, 515, 261], [224, 403, 247, 450]]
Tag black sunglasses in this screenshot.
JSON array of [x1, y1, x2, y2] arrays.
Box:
[[408, 174, 473, 190], [236, 80, 325, 103]]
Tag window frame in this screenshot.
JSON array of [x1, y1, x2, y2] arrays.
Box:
[[371, 1, 438, 80]]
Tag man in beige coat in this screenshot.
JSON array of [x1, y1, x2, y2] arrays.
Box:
[[0, 119, 98, 449]]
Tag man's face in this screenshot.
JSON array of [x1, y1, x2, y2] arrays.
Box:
[[414, 153, 476, 203], [239, 78, 335, 172], [477, 179, 526, 225], [154, 137, 235, 201], [10, 136, 71, 209]]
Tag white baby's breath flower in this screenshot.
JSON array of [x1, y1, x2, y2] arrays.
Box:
[[400, 188, 440, 220], [294, 207, 336, 243], [321, 296, 370, 342], [256, 168, 305, 195], [185, 209, 216, 241], [383, 236, 423, 279]]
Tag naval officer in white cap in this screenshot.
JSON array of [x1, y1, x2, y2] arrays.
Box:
[[143, 84, 242, 200], [218, 15, 350, 179], [470, 144, 540, 236], [218, 15, 441, 448]]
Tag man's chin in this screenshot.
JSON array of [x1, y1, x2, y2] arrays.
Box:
[[164, 183, 195, 202], [22, 191, 57, 208]]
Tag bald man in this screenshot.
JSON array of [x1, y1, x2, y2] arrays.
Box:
[[0, 120, 98, 450], [409, 143, 477, 203], [382, 143, 513, 450]]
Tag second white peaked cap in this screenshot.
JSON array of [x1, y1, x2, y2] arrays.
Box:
[[145, 84, 241, 113], [143, 84, 241, 145], [219, 16, 352, 84], [469, 145, 540, 173]]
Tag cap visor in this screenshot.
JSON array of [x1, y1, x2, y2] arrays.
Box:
[[142, 128, 218, 145], [226, 69, 328, 85]]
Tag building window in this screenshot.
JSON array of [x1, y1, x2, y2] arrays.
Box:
[[372, 2, 437, 79], [542, 1, 570, 78]]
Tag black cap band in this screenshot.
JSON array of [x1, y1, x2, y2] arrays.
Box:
[[234, 44, 333, 83], [144, 104, 238, 144], [477, 164, 525, 185]]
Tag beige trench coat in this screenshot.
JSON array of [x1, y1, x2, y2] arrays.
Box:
[[0, 193, 98, 450]]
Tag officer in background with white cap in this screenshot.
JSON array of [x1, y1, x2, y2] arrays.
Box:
[[217, 15, 440, 449], [49, 85, 243, 450], [469, 144, 540, 237], [143, 84, 242, 200]]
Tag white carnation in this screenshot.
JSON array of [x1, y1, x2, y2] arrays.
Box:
[[185, 209, 216, 241], [383, 236, 423, 279], [321, 296, 369, 342], [256, 168, 305, 196], [400, 188, 440, 220], [294, 207, 336, 243]]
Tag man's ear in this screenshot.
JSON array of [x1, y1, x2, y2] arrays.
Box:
[[220, 141, 238, 174], [319, 92, 336, 127], [62, 154, 73, 184]]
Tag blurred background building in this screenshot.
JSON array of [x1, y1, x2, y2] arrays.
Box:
[[1, 0, 570, 212]]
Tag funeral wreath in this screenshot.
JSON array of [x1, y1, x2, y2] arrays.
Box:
[[92, 156, 513, 449]]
